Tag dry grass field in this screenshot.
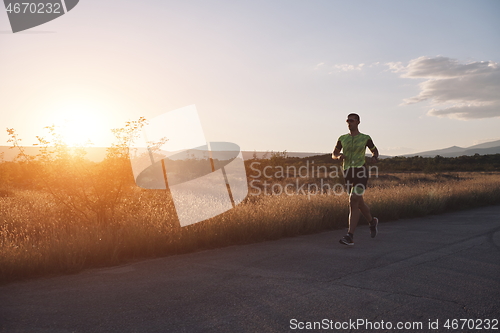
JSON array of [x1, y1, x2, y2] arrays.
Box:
[[1, 171, 500, 284]]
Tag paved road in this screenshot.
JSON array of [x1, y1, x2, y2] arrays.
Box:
[[1, 206, 499, 333]]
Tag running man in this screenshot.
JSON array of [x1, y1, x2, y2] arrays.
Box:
[[332, 113, 379, 246]]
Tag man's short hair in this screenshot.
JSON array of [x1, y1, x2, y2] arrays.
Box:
[[347, 113, 360, 121]]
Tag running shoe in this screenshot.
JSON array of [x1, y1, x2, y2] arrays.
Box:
[[339, 234, 354, 246], [369, 217, 378, 238]]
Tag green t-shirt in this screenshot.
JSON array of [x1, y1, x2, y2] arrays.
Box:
[[335, 133, 376, 170]]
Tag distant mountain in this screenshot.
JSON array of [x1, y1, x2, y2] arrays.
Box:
[[0, 146, 325, 162], [403, 146, 467, 157], [2, 139, 499, 163], [439, 146, 500, 157], [403, 139, 500, 158], [466, 139, 500, 150]]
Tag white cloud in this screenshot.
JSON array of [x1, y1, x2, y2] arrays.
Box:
[[391, 56, 500, 119], [403, 56, 498, 78], [330, 63, 365, 73], [314, 62, 325, 70], [386, 61, 405, 73]]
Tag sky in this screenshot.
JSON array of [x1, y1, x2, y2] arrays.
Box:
[[1, 0, 499, 156]]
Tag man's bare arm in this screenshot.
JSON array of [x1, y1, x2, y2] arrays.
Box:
[[332, 147, 344, 161], [370, 147, 379, 163]]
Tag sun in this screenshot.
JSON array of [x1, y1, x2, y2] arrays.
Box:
[[51, 105, 113, 147]]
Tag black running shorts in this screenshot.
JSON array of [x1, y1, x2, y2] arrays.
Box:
[[343, 165, 368, 195]]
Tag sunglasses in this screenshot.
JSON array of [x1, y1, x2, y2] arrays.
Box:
[[346, 119, 357, 123]]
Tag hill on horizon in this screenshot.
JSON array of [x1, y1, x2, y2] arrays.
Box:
[[401, 139, 500, 158], [0, 146, 325, 163], [1, 138, 499, 162]]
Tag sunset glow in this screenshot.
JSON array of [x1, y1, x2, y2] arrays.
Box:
[[51, 104, 113, 147]]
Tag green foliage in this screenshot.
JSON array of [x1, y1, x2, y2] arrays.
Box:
[[377, 154, 500, 172], [262, 153, 500, 173], [269, 150, 288, 164]]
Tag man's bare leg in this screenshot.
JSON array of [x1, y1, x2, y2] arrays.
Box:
[[348, 194, 373, 234], [359, 195, 373, 224]]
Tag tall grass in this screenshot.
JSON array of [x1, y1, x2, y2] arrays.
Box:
[[1, 172, 500, 284]]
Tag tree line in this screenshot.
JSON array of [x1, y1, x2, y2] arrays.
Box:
[[245, 152, 500, 175]]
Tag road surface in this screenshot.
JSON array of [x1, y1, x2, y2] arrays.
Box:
[[1, 206, 499, 332]]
